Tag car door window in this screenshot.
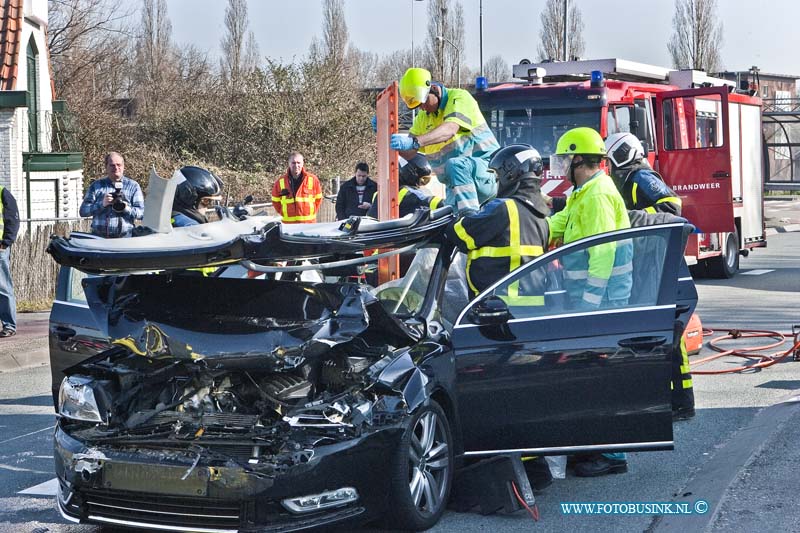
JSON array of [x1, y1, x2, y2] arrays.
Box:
[[469, 226, 673, 321], [441, 252, 470, 330], [67, 268, 90, 304]]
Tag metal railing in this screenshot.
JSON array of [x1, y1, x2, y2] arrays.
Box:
[[762, 97, 800, 114], [23, 108, 82, 153]]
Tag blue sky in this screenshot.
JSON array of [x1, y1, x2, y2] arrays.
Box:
[[166, 0, 800, 78]]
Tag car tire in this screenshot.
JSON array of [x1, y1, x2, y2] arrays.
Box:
[[382, 399, 453, 531], [706, 230, 739, 279]]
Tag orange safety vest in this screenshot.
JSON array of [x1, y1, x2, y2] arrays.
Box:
[[271, 169, 323, 223]]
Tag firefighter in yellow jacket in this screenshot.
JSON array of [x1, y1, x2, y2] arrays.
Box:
[[271, 152, 323, 223], [547, 127, 633, 477], [391, 68, 500, 216]]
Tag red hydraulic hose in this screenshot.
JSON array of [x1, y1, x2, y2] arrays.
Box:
[[689, 328, 800, 375]]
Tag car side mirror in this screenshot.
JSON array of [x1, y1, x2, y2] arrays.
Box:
[[469, 295, 511, 325]]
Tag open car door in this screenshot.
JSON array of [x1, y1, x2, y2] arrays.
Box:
[[451, 223, 693, 456], [656, 86, 734, 234]]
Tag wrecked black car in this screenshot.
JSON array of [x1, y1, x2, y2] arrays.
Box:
[[48, 206, 696, 532]]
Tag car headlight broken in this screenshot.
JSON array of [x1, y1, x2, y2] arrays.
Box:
[[281, 487, 359, 514], [58, 376, 105, 423]]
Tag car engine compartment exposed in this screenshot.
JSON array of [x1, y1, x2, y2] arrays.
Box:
[[59, 271, 438, 475], [63, 338, 424, 471]]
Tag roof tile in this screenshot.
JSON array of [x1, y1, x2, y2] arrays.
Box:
[[0, 0, 24, 91]]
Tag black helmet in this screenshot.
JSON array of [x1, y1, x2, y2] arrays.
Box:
[[489, 144, 543, 197], [399, 154, 433, 187], [175, 166, 224, 209]]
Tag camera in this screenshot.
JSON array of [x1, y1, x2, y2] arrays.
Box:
[[111, 181, 127, 213]]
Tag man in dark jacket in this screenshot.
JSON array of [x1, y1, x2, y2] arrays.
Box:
[[605, 133, 682, 215], [0, 186, 19, 337], [335, 162, 377, 220], [445, 144, 549, 298]]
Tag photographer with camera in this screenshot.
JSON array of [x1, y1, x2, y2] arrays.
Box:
[[79, 152, 144, 237]]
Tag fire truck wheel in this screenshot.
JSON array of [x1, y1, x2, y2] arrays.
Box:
[[706, 230, 740, 279]]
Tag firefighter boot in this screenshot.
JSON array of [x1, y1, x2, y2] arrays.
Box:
[[573, 454, 628, 477], [522, 456, 553, 492]]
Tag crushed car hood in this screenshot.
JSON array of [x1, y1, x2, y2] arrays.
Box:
[[82, 275, 417, 370]]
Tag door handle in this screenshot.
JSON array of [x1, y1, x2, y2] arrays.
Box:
[[712, 171, 730, 178], [675, 305, 691, 316], [55, 326, 77, 341], [618, 336, 668, 350]]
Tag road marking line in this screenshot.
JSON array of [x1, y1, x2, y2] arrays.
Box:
[[0, 463, 50, 474], [0, 405, 57, 415], [18, 477, 59, 496], [0, 425, 54, 445], [741, 269, 775, 276]]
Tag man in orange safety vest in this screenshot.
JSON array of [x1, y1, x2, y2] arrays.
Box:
[[271, 152, 323, 223]]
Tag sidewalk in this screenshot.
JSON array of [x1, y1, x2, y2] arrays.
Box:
[[764, 195, 800, 235], [0, 312, 50, 373]]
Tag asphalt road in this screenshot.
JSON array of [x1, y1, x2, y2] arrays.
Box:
[[1, 231, 799, 533]]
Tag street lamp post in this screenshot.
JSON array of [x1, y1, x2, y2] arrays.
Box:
[[436, 35, 461, 88], [479, 0, 483, 77], [411, 0, 424, 66]]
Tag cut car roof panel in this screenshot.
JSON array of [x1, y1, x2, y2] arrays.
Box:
[[47, 207, 455, 274]]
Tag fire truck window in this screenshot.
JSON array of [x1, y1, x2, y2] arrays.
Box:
[[632, 100, 654, 152], [488, 107, 601, 156], [607, 105, 632, 135], [661, 94, 723, 151]]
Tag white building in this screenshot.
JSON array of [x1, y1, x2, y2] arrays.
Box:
[[0, 0, 83, 227]]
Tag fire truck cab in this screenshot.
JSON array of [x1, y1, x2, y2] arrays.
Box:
[[475, 58, 766, 278]]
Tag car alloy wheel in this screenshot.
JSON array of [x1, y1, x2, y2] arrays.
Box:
[[384, 399, 453, 530], [408, 408, 450, 516]]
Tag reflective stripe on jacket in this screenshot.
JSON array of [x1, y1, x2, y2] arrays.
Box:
[[271, 170, 323, 223], [547, 171, 633, 307], [367, 186, 441, 218], [620, 168, 682, 216], [446, 198, 549, 301], [409, 87, 500, 176]]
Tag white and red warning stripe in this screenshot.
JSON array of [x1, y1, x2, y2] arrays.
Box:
[[541, 176, 573, 197]]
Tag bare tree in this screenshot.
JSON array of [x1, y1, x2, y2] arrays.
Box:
[[374, 49, 414, 88], [219, 0, 260, 85], [484, 55, 510, 83], [309, 0, 349, 69], [132, 0, 176, 110], [48, 0, 132, 97], [667, 0, 723, 72], [349, 49, 381, 88], [421, 0, 466, 86], [537, 0, 585, 62]]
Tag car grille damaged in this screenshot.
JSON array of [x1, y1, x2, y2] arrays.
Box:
[[82, 489, 241, 531]]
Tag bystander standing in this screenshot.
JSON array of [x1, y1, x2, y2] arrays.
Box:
[[79, 152, 144, 237]]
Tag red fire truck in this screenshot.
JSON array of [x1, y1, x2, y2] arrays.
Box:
[[475, 58, 766, 278]]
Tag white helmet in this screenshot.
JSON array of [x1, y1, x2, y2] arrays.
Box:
[[605, 133, 645, 169]]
